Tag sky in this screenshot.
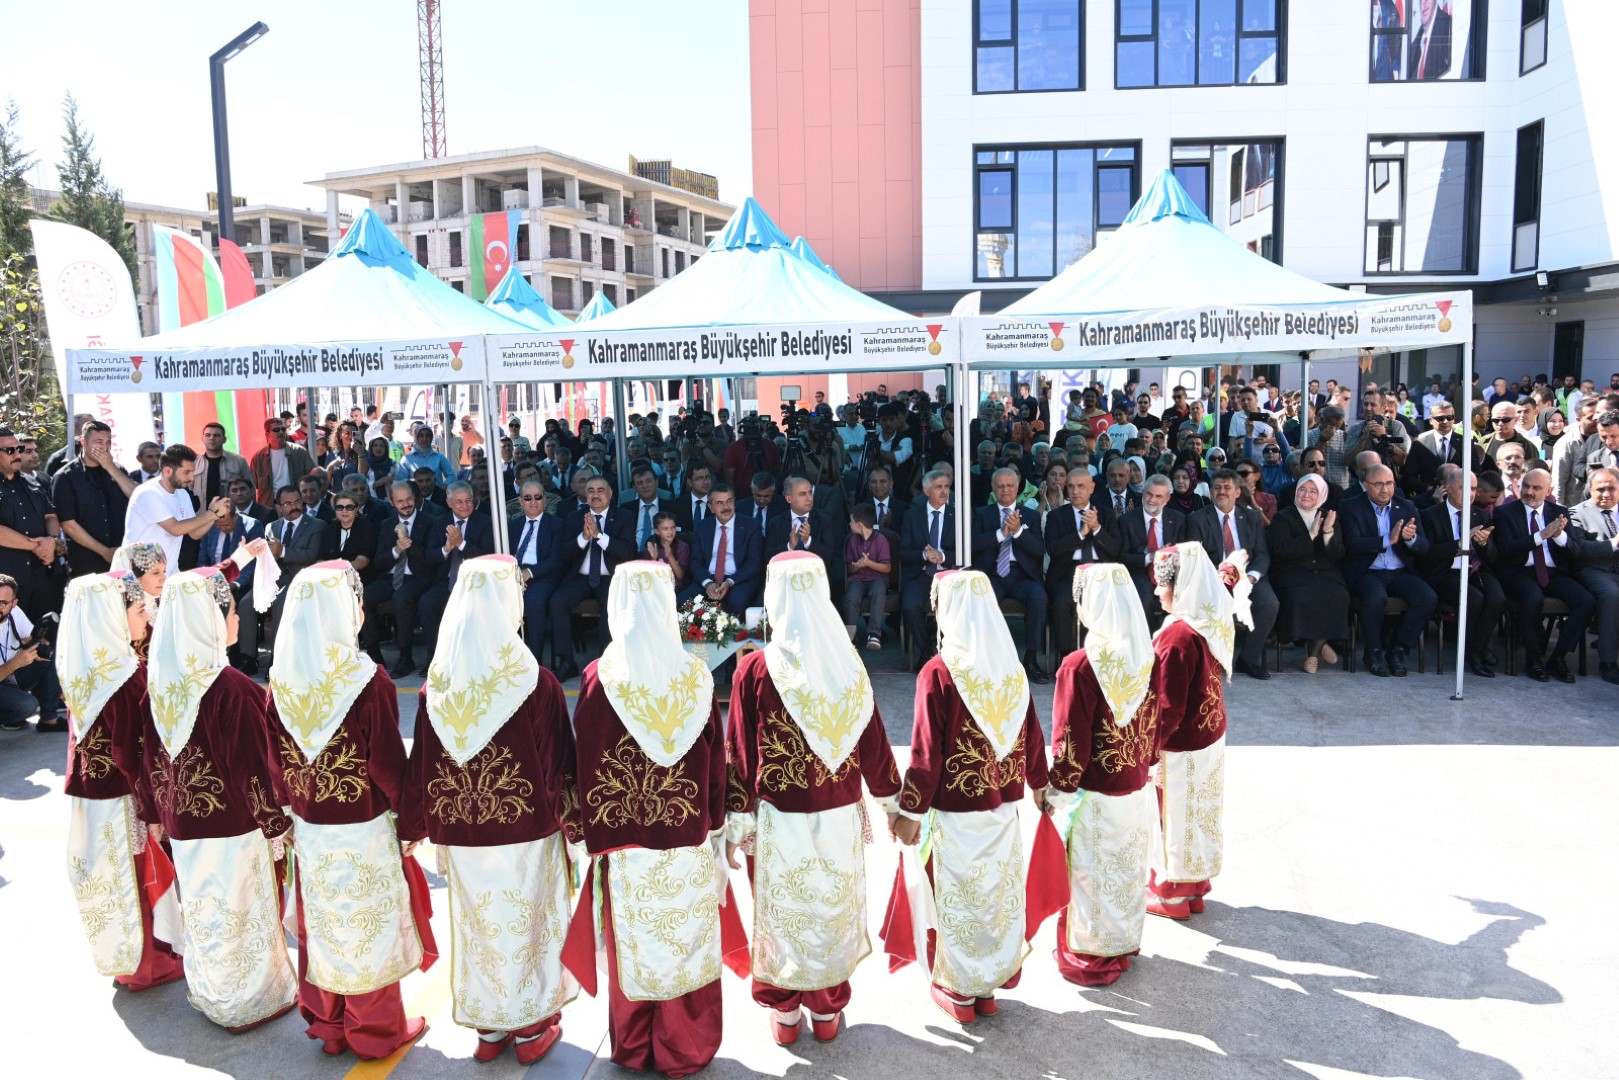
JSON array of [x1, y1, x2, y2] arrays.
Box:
[[2, 0, 753, 214]]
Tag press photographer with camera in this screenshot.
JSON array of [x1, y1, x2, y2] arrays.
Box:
[[723, 414, 782, 495], [0, 573, 64, 732]]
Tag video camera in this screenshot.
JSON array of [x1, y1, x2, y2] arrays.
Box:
[[31, 611, 60, 662]]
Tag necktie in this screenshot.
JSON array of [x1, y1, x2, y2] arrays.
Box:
[[450, 518, 467, 584], [1440, 435, 1450, 462], [519, 519, 537, 565], [714, 523, 729, 584], [929, 509, 942, 557], [1222, 513, 1236, 557], [1147, 515, 1160, 553], [639, 503, 653, 549], [997, 507, 1013, 577], [793, 515, 806, 547], [876, 501, 886, 527], [1530, 509, 1549, 587], [1115, 493, 1125, 516], [695, 498, 706, 522], [392, 519, 409, 588], [283, 518, 296, 553], [588, 514, 604, 586], [1604, 509, 1617, 540]]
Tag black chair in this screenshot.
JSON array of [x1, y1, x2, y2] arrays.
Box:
[[1345, 596, 1427, 674]]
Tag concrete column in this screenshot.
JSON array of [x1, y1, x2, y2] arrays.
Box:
[[432, 179, 443, 221], [325, 190, 340, 246], [678, 207, 691, 244], [564, 175, 580, 209], [463, 173, 477, 220], [395, 180, 409, 226], [527, 166, 543, 209]]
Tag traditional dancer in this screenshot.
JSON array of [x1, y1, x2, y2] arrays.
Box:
[[142, 567, 297, 1030], [400, 554, 576, 1065], [565, 560, 739, 1078], [110, 542, 166, 661], [727, 551, 901, 1045], [888, 569, 1050, 1024], [59, 572, 184, 990], [267, 562, 433, 1059], [1147, 543, 1243, 920], [1047, 562, 1162, 985]]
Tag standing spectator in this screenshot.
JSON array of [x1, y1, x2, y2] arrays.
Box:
[[191, 422, 251, 507], [250, 417, 316, 506], [53, 420, 136, 575], [44, 412, 94, 480], [0, 573, 65, 731], [841, 504, 891, 650], [1306, 405, 1351, 490], [395, 424, 457, 489], [456, 414, 483, 467], [123, 445, 230, 578], [899, 469, 956, 671], [723, 418, 782, 495], [507, 416, 532, 456], [129, 442, 162, 484]]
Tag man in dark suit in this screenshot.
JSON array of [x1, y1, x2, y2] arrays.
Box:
[[672, 462, 715, 533], [1566, 466, 1619, 684], [509, 481, 566, 663], [681, 484, 763, 615], [298, 473, 336, 525], [227, 475, 274, 530], [900, 469, 956, 672], [863, 466, 910, 534], [265, 484, 330, 664], [1489, 468, 1596, 683], [764, 476, 835, 575], [362, 481, 447, 678], [1112, 473, 1186, 625], [971, 467, 1050, 683], [615, 465, 679, 551], [1090, 457, 1141, 519], [1419, 469, 1504, 679], [1406, 0, 1452, 80], [1046, 470, 1119, 660], [197, 505, 266, 674], [1186, 469, 1280, 680], [418, 481, 498, 670], [548, 475, 635, 681], [742, 472, 787, 540], [1338, 463, 1437, 678]]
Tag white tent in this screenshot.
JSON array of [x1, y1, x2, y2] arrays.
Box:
[[485, 266, 571, 329]]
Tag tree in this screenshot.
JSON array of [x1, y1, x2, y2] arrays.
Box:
[[0, 99, 33, 266], [47, 94, 136, 281], [0, 253, 64, 455]]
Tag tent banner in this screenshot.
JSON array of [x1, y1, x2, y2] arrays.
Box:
[[963, 293, 1472, 366], [65, 336, 486, 394], [487, 319, 949, 381]]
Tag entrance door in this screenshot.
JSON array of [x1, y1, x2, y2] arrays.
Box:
[[1552, 321, 1584, 382]]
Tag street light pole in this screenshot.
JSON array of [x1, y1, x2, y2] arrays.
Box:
[[209, 21, 269, 250]]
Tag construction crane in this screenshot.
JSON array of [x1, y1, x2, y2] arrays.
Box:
[[418, 0, 446, 158]]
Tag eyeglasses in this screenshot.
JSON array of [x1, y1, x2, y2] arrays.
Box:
[[1303, 459, 1326, 469], [1491, 418, 1514, 425], [1432, 415, 1455, 423], [0, 447, 19, 455], [519, 494, 545, 502], [334, 503, 357, 511], [268, 426, 286, 433]]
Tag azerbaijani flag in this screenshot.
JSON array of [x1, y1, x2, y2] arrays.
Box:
[[469, 209, 521, 302], [152, 227, 266, 458]]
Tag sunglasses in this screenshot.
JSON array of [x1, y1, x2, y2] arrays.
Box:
[[0, 447, 19, 455], [1304, 459, 1326, 468], [519, 494, 545, 502], [1433, 415, 1455, 422], [1491, 418, 1514, 425], [334, 503, 357, 511]]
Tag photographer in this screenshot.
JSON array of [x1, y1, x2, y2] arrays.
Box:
[[874, 402, 916, 493], [679, 412, 726, 478], [723, 414, 781, 494], [1347, 391, 1409, 468], [0, 574, 64, 732]]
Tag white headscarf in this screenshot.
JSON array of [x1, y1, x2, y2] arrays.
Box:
[[931, 570, 1029, 761], [598, 560, 714, 768], [425, 554, 540, 766], [762, 551, 873, 775], [148, 568, 234, 757], [268, 561, 373, 762], [1152, 543, 1236, 678], [1073, 562, 1154, 727], [58, 573, 142, 739], [1293, 472, 1329, 532]]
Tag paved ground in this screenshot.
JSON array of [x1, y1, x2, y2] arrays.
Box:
[[1, 646, 1614, 1080]]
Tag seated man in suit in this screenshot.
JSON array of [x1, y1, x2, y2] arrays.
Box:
[[1489, 467, 1596, 683], [1113, 473, 1185, 625], [863, 465, 910, 534], [900, 468, 956, 672], [361, 481, 446, 678], [1091, 457, 1141, 519], [264, 484, 328, 663], [1045, 469, 1118, 660], [508, 480, 566, 663], [615, 464, 678, 549], [1338, 463, 1437, 678], [673, 461, 715, 533], [410, 467, 450, 518], [680, 483, 763, 616], [227, 475, 273, 527], [1186, 469, 1281, 680], [743, 471, 786, 539], [298, 472, 336, 525], [1419, 469, 1504, 679], [547, 475, 634, 681], [764, 475, 834, 574], [1566, 466, 1619, 684], [970, 467, 1050, 683], [417, 481, 497, 669]]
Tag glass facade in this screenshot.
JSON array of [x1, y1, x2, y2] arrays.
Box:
[[1364, 136, 1482, 274], [975, 0, 1084, 92], [1369, 0, 1485, 82], [1170, 141, 1282, 262], [1116, 0, 1282, 87], [974, 145, 1139, 280]]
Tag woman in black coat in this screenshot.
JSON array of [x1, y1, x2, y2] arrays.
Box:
[[1266, 473, 1348, 673]]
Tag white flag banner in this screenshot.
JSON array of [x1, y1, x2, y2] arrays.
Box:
[[31, 220, 157, 466]]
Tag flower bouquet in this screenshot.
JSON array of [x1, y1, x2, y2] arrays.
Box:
[[678, 595, 749, 647]]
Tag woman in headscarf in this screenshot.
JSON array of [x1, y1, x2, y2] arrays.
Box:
[[886, 570, 1050, 1025], [726, 552, 900, 1045], [1147, 544, 1240, 921], [59, 572, 185, 991], [267, 562, 433, 1060], [1536, 406, 1567, 455], [400, 554, 575, 1065], [1266, 474, 1347, 673], [1047, 563, 1162, 986], [1126, 455, 1148, 497], [1167, 464, 1208, 518], [141, 567, 297, 1030], [563, 560, 737, 1079]]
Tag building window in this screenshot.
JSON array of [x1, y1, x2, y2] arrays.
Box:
[[604, 283, 618, 306], [975, 0, 1083, 93], [551, 276, 572, 310], [973, 144, 1139, 281], [1369, 0, 1485, 82], [1170, 140, 1283, 262], [414, 234, 429, 268], [1364, 136, 1481, 274], [451, 279, 464, 293], [675, 251, 686, 274], [661, 247, 670, 277], [581, 233, 594, 263], [1520, 0, 1547, 73], [602, 237, 616, 272], [1512, 120, 1543, 272], [449, 230, 463, 268], [582, 280, 595, 304], [626, 288, 637, 303], [515, 224, 530, 262], [1116, 0, 1282, 88]]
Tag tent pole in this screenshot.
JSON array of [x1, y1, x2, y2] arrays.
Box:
[[952, 360, 973, 568], [612, 378, 630, 492], [442, 385, 454, 469], [483, 377, 510, 553], [1452, 337, 1472, 700], [1300, 351, 1312, 447]]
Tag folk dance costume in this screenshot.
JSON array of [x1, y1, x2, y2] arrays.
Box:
[[400, 555, 577, 1065], [1146, 543, 1248, 920], [267, 562, 434, 1059], [564, 560, 744, 1079], [59, 572, 184, 990], [142, 567, 297, 1031], [111, 542, 167, 662], [1048, 563, 1162, 985], [727, 551, 902, 1045], [885, 569, 1051, 1024]]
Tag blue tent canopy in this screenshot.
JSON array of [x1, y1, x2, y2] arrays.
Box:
[[576, 291, 617, 322], [789, 236, 841, 281], [485, 266, 571, 329]]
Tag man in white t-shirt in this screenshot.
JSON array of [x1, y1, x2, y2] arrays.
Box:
[[124, 444, 232, 569]]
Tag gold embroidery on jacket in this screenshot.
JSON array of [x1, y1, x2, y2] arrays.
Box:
[[74, 723, 117, 783], [247, 776, 291, 837], [427, 742, 535, 826], [587, 733, 699, 829], [1093, 699, 1159, 775], [277, 727, 368, 805], [943, 726, 1026, 798], [151, 744, 226, 819], [756, 709, 856, 794], [1196, 668, 1226, 733]]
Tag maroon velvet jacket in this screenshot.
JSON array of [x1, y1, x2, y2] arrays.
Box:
[[1155, 620, 1227, 754], [726, 648, 900, 816], [568, 660, 725, 855], [65, 669, 152, 821], [137, 667, 291, 842], [897, 656, 1050, 817], [399, 666, 576, 848], [1049, 652, 1162, 796], [267, 666, 409, 826]]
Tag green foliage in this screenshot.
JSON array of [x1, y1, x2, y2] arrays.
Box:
[[46, 95, 136, 282], [0, 252, 65, 456], [0, 99, 34, 266]]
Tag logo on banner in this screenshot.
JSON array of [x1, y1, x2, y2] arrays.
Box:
[[1049, 322, 1065, 352], [559, 338, 576, 370], [1434, 301, 1454, 333], [449, 340, 465, 371], [129, 355, 143, 384], [57, 261, 118, 319], [926, 324, 943, 356]]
